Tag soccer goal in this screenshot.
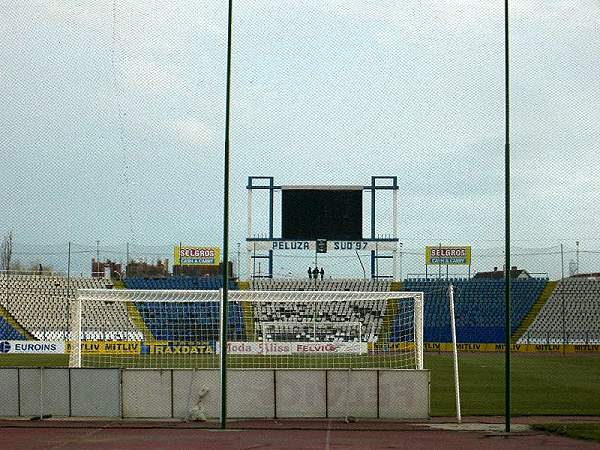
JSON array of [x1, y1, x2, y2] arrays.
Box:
[[69, 289, 424, 370]]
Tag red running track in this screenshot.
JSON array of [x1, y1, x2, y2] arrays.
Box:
[[0, 418, 598, 450]]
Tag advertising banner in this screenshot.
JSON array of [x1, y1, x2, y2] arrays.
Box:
[[220, 341, 368, 355], [426, 246, 471, 265], [0, 340, 65, 354], [143, 341, 214, 354], [174, 246, 220, 266], [423, 342, 600, 353], [65, 340, 141, 355]]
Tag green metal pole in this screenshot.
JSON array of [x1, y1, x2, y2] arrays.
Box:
[[504, 0, 511, 434], [67, 242, 72, 348], [220, 0, 234, 430]]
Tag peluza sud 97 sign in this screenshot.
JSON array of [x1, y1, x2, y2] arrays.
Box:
[[174, 246, 221, 266]]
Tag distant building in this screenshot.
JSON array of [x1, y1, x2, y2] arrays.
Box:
[[173, 261, 234, 278], [474, 266, 531, 279], [126, 259, 169, 278], [92, 259, 123, 279], [571, 272, 600, 279]]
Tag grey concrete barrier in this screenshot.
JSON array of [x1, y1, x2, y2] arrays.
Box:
[[0, 368, 430, 419], [19, 368, 70, 417], [122, 369, 172, 418], [379, 370, 430, 419], [0, 368, 19, 416], [276, 370, 327, 418], [327, 370, 378, 418], [70, 368, 121, 417]]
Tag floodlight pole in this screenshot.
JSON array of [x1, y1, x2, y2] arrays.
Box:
[[504, 0, 512, 434], [220, 0, 234, 430]]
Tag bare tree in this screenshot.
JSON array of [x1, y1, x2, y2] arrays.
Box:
[[1, 230, 14, 271]]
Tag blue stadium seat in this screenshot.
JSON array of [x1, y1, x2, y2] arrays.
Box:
[[0, 317, 25, 340], [134, 301, 244, 343], [124, 276, 238, 291], [124, 276, 243, 343], [394, 278, 547, 343]]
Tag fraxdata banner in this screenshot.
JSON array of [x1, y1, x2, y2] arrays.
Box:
[[174, 246, 220, 266], [219, 341, 368, 355], [143, 341, 214, 354], [426, 246, 471, 265], [0, 340, 65, 354]]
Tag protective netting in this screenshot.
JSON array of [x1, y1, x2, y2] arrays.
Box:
[[70, 289, 423, 369]]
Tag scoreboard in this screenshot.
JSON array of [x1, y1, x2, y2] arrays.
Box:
[[246, 177, 399, 279], [281, 187, 362, 240]]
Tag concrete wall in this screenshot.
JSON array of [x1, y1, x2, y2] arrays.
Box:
[[0, 368, 429, 420]]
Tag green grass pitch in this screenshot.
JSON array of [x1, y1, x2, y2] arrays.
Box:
[[2, 352, 599, 416]]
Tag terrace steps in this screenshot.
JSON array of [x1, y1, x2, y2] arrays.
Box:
[[242, 301, 255, 340], [512, 280, 557, 343], [380, 298, 399, 342], [0, 304, 33, 340], [126, 302, 156, 342], [112, 280, 126, 289], [390, 281, 403, 292], [378, 282, 402, 341], [115, 279, 155, 341]]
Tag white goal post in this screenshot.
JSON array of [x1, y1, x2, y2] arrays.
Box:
[[69, 289, 424, 370]]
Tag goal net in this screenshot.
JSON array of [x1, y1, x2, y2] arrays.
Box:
[[70, 289, 423, 370], [260, 320, 363, 345]]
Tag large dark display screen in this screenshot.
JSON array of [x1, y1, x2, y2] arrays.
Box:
[[281, 189, 363, 240]]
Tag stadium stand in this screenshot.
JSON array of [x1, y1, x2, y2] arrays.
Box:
[[0, 274, 140, 340], [252, 298, 387, 342], [7, 270, 599, 347], [120, 278, 393, 343], [250, 278, 391, 292], [0, 316, 24, 340], [401, 278, 547, 343], [124, 276, 242, 342], [0, 302, 31, 339], [124, 276, 238, 290], [518, 277, 600, 344], [512, 280, 558, 342], [134, 301, 244, 342], [249, 279, 393, 342]]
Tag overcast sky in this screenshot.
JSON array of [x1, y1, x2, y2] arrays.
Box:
[[1, 1, 599, 276]]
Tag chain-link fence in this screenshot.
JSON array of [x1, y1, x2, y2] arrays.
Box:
[[1, 0, 599, 421]]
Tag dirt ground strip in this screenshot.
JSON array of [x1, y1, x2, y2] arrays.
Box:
[[1, 417, 599, 449]]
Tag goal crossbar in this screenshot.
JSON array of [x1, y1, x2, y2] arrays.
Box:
[[76, 289, 421, 302]]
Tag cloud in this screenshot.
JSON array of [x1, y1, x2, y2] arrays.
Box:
[[167, 118, 214, 145], [121, 57, 185, 93], [2, 0, 599, 254]]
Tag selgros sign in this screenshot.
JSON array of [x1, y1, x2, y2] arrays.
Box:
[[174, 246, 220, 266], [426, 246, 471, 265], [0, 340, 65, 354]]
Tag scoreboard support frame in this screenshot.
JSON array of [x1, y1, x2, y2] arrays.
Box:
[[246, 176, 399, 280]]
